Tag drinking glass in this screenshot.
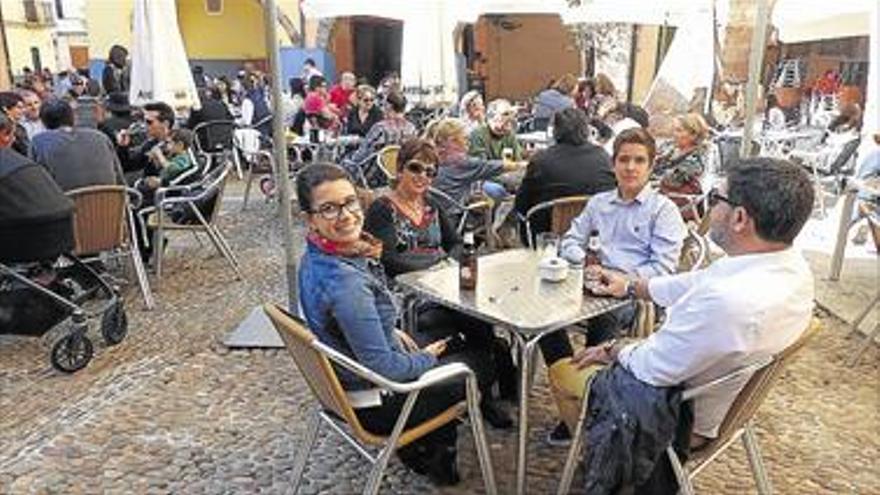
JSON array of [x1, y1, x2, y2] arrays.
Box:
[[536, 232, 559, 259]]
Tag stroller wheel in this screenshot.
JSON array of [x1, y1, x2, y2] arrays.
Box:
[[101, 302, 128, 345], [51, 333, 94, 373], [259, 176, 276, 198]]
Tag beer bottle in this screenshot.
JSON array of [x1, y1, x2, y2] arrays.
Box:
[[460, 231, 478, 290], [584, 229, 601, 291], [585, 229, 601, 267]]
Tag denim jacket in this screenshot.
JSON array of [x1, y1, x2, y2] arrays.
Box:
[[298, 240, 437, 390]]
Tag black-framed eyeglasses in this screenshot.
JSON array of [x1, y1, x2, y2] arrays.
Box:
[[707, 188, 738, 208], [311, 196, 362, 220], [145, 118, 158, 125], [404, 160, 437, 178]]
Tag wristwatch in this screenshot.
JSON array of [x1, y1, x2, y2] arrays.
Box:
[[625, 279, 638, 299], [602, 338, 618, 357]]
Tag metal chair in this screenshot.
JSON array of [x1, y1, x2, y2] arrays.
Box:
[[557, 319, 820, 495], [262, 303, 497, 495], [376, 144, 401, 180], [241, 149, 276, 210], [523, 195, 590, 248], [846, 209, 880, 366], [428, 187, 494, 237], [139, 163, 242, 281], [791, 136, 861, 217], [192, 120, 237, 176], [631, 226, 709, 339], [67, 185, 154, 310]]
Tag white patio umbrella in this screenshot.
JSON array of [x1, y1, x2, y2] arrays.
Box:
[[129, 0, 200, 110]]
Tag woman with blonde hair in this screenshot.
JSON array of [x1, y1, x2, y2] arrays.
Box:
[[590, 73, 619, 118], [655, 112, 712, 220]]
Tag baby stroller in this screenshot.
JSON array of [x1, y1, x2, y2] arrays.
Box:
[[0, 152, 127, 373]]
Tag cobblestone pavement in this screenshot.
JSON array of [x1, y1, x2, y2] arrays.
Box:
[[1, 184, 878, 494]]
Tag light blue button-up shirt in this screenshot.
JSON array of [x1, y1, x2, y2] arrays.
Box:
[[559, 186, 686, 278]]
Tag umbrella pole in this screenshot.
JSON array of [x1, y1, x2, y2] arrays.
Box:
[[263, 0, 298, 310], [739, 0, 771, 158]]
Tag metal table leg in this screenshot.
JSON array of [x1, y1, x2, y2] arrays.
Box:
[[829, 188, 858, 281], [514, 333, 539, 495]]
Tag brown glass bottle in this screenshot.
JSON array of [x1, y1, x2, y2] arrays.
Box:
[[459, 231, 478, 290]]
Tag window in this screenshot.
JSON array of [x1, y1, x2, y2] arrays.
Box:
[[54, 0, 64, 19], [23, 0, 39, 23], [205, 0, 223, 15]]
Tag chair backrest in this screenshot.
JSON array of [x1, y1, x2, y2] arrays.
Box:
[[192, 120, 236, 154], [263, 303, 376, 444], [551, 196, 590, 235], [678, 227, 708, 272], [524, 195, 589, 247], [377, 145, 401, 179], [710, 319, 820, 445], [828, 137, 861, 175], [66, 185, 127, 255]]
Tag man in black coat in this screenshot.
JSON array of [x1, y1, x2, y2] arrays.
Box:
[[515, 108, 617, 245]]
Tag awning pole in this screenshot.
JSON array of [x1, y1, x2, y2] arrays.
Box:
[[740, 0, 771, 157], [263, 0, 298, 309]]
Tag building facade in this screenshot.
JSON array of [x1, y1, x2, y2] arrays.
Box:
[[1, 0, 59, 76]]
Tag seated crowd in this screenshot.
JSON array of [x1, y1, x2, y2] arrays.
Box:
[[0, 63, 834, 491]]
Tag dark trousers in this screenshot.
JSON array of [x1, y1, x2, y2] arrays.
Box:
[[539, 301, 637, 366], [354, 378, 464, 458]]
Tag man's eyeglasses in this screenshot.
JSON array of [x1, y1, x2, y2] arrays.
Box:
[[404, 160, 437, 178], [312, 196, 362, 220], [707, 188, 738, 208], [145, 118, 158, 125]]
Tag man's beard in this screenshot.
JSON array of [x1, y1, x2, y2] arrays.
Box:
[[709, 222, 730, 252]]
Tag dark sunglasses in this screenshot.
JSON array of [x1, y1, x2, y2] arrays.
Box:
[[145, 118, 158, 125], [361, 97, 374, 103], [404, 160, 437, 178], [707, 188, 738, 208]]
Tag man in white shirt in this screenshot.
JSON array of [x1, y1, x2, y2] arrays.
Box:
[[559, 157, 815, 442]]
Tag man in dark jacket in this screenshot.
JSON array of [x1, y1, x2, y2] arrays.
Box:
[[186, 87, 234, 152], [0, 113, 74, 261], [117, 101, 175, 180], [515, 108, 616, 245]]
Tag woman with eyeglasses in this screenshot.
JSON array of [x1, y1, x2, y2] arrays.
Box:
[[297, 162, 464, 485], [363, 138, 515, 429], [345, 85, 382, 137]]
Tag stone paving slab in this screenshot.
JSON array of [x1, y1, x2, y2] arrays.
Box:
[[1, 184, 878, 494]]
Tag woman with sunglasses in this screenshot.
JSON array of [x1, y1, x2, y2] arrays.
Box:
[[364, 138, 515, 429], [297, 162, 465, 485], [345, 85, 383, 137]]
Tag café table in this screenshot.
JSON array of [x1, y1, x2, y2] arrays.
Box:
[[396, 248, 626, 494], [516, 131, 550, 148]]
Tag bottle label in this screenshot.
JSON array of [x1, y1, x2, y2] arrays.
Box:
[[588, 238, 600, 252], [461, 266, 472, 279]]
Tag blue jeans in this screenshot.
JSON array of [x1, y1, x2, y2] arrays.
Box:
[[482, 181, 509, 200]]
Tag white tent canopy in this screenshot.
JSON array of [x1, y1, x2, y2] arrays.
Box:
[[772, 0, 873, 43], [129, 0, 199, 109]]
